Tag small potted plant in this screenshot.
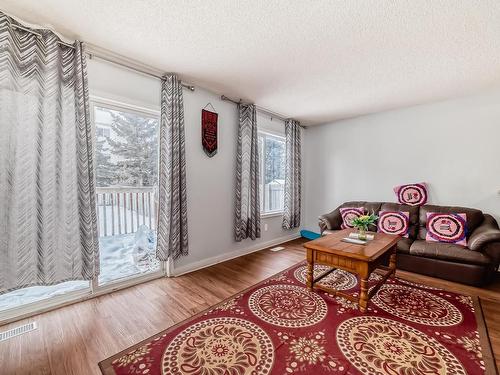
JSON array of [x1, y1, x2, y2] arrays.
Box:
[[351, 213, 378, 241]]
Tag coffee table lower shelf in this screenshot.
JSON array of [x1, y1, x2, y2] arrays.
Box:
[[305, 245, 397, 313], [309, 265, 394, 310]]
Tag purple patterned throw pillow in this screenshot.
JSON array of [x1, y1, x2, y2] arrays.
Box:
[[426, 212, 467, 246], [377, 211, 409, 238], [340, 207, 365, 229], [393, 182, 428, 206]]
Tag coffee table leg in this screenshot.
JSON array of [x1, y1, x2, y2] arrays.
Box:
[[306, 249, 314, 290], [359, 277, 368, 312], [389, 246, 397, 277]]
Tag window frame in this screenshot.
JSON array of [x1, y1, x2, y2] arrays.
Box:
[[90, 95, 160, 124], [258, 129, 286, 217]]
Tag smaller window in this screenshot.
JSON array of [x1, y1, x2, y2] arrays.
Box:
[[259, 131, 286, 214]]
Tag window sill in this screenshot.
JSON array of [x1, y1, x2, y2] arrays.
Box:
[[261, 211, 283, 219]]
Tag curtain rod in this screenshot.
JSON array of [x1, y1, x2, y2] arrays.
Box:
[[220, 95, 242, 105], [11, 24, 75, 49], [87, 52, 195, 91], [221, 95, 306, 127], [7, 22, 195, 91], [8, 15, 303, 123], [221, 95, 289, 122]]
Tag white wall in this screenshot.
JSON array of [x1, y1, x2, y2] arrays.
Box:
[[175, 88, 301, 273], [303, 87, 500, 232], [88, 59, 301, 275], [88, 58, 161, 111]]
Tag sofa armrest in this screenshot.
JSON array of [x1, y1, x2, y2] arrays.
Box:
[[318, 209, 342, 234], [318, 217, 328, 234], [484, 242, 500, 265], [468, 214, 500, 251]]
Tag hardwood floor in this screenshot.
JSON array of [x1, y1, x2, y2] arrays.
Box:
[[1, 238, 499, 374]]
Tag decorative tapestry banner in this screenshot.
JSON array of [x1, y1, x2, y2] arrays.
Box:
[[201, 109, 218, 157]]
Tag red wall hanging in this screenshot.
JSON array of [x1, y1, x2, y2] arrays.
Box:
[[201, 106, 218, 157]]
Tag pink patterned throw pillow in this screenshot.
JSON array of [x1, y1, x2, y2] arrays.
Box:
[[426, 212, 467, 246], [377, 211, 409, 238], [340, 207, 365, 229], [393, 182, 428, 206]]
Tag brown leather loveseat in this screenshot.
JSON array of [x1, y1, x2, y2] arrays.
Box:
[[318, 201, 500, 286]]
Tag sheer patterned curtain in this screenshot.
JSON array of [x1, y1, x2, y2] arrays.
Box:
[[282, 119, 301, 229], [156, 74, 189, 260], [234, 104, 261, 241], [0, 13, 99, 294]]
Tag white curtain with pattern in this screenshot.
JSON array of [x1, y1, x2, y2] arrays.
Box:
[[0, 13, 99, 294], [156, 74, 189, 260], [234, 104, 261, 241], [282, 119, 301, 229]]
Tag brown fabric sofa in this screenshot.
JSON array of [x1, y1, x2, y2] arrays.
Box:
[[318, 201, 500, 286]]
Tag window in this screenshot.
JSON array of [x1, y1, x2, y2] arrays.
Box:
[[0, 100, 163, 318], [259, 131, 286, 214], [92, 101, 162, 285], [0, 61, 165, 324]]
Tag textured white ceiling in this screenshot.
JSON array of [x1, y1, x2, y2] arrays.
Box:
[[2, 0, 500, 125]]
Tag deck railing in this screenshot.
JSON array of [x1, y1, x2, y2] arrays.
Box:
[[264, 182, 284, 212], [96, 187, 157, 237]]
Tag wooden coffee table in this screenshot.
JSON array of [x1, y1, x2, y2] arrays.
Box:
[[304, 229, 400, 312]]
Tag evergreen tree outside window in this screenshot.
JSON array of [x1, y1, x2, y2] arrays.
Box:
[[94, 105, 159, 187], [92, 102, 161, 285]]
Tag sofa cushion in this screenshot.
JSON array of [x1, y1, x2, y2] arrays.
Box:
[[425, 212, 467, 246], [320, 201, 382, 231], [338, 201, 382, 231], [340, 207, 365, 229], [396, 238, 413, 254], [377, 211, 409, 237], [339, 201, 382, 214], [410, 240, 491, 265], [418, 204, 484, 240], [380, 203, 419, 239], [393, 182, 428, 206]]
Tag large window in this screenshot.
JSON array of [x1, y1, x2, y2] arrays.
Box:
[[259, 131, 286, 214], [0, 59, 165, 324], [93, 101, 161, 285], [0, 100, 164, 316]]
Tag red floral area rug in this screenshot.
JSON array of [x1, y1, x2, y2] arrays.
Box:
[[99, 261, 496, 375]]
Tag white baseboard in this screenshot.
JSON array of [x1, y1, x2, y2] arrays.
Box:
[[172, 232, 302, 277]]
